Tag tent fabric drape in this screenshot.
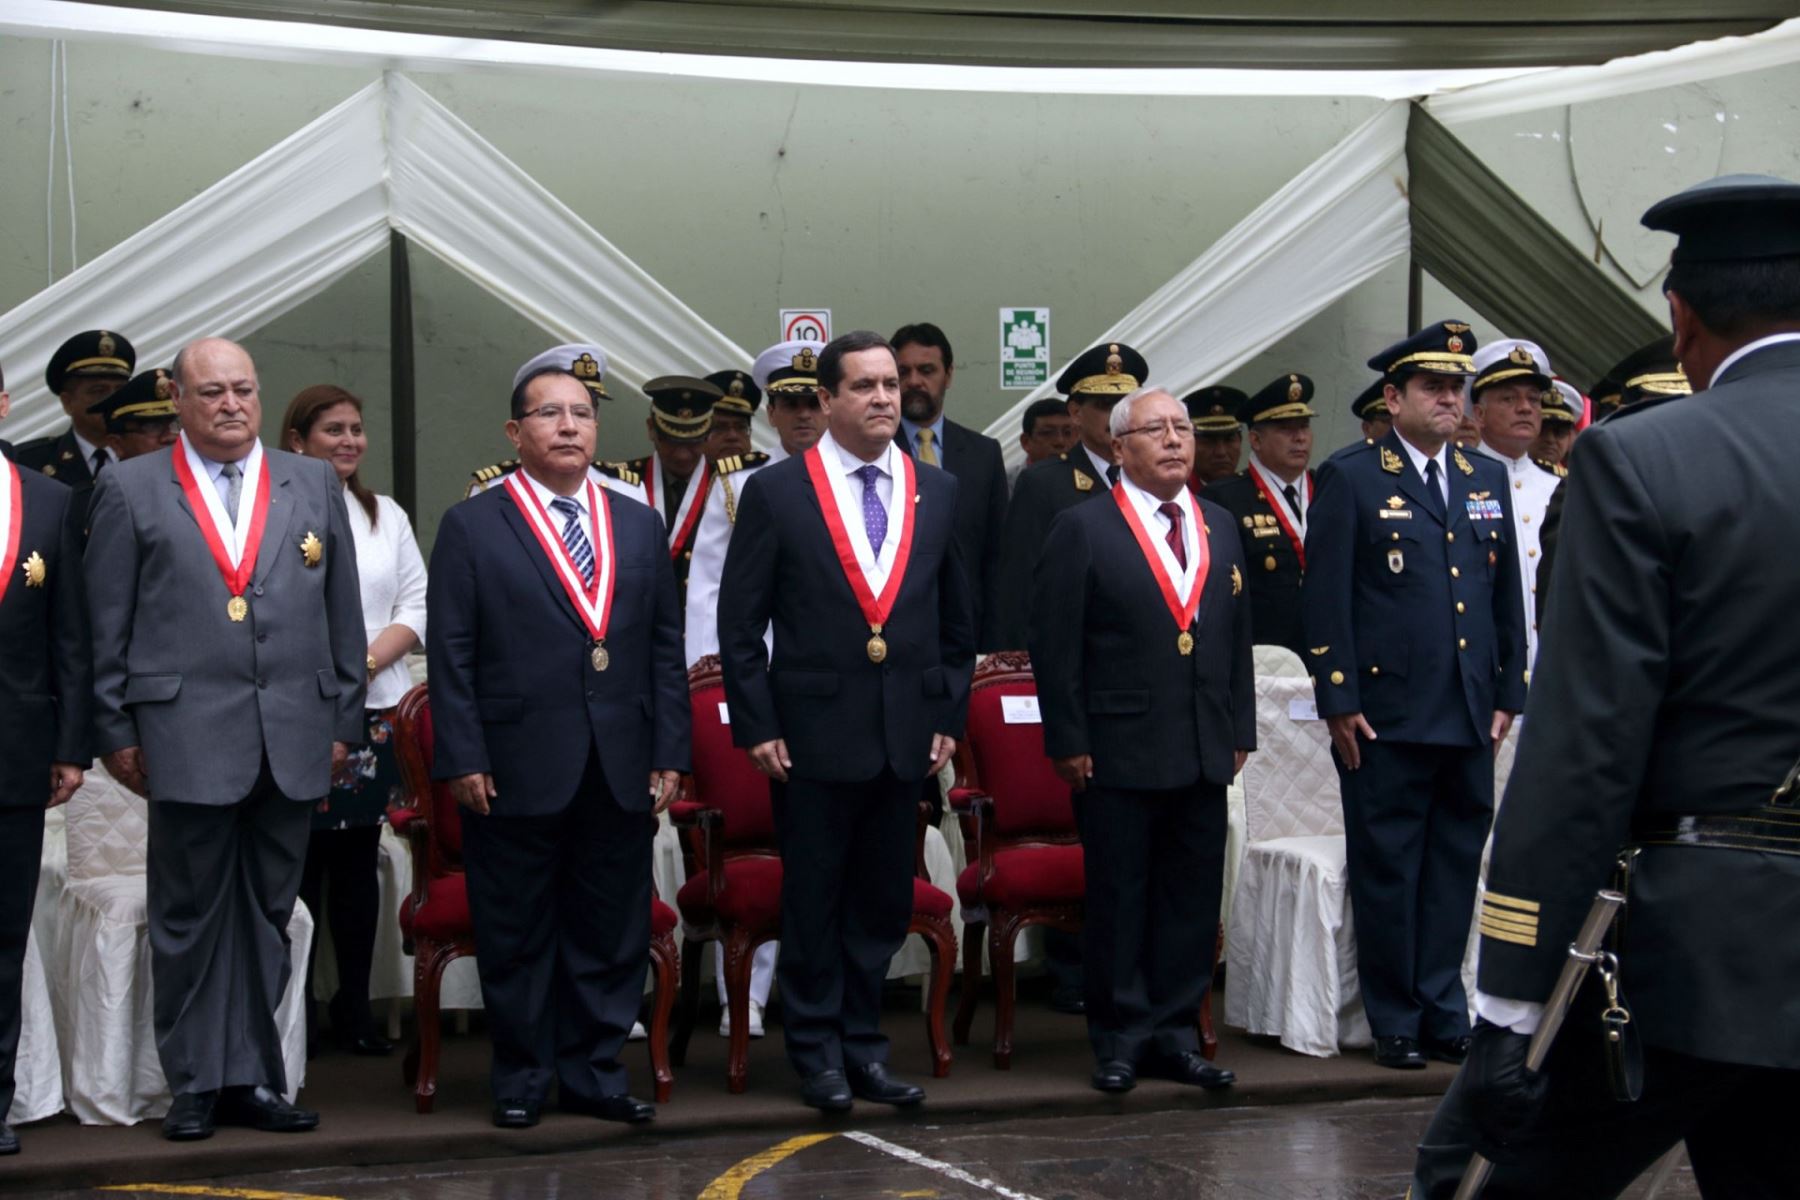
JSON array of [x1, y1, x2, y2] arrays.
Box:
[[0, 74, 762, 447], [983, 101, 1413, 472], [1405, 104, 1669, 390]]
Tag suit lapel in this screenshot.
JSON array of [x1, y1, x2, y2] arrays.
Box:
[[253, 453, 299, 588], [498, 495, 591, 639]]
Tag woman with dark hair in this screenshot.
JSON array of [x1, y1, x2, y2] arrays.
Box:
[[283, 385, 427, 1056]]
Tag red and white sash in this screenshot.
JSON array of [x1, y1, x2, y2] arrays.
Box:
[[803, 445, 918, 637], [0, 460, 21, 605], [1111, 483, 1209, 637], [173, 437, 271, 608], [644, 455, 710, 562], [504, 474, 616, 643], [1247, 462, 1310, 570]]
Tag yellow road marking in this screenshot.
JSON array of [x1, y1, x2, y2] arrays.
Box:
[[100, 1188, 343, 1200], [698, 1132, 838, 1200]]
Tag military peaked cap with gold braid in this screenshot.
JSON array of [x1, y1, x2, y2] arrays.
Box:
[[1243, 372, 1317, 425], [644, 375, 721, 442], [1367, 320, 1478, 382], [1470, 338, 1552, 396], [1182, 385, 1246, 434], [47, 329, 135, 394], [1056, 341, 1148, 400], [1349, 377, 1389, 421], [87, 367, 177, 432], [706, 369, 762, 417], [1605, 336, 1691, 409], [753, 340, 826, 395], [513, 343, 610, 401]]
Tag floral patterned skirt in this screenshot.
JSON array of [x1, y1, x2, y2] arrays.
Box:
[[313, 708, 402, 831]]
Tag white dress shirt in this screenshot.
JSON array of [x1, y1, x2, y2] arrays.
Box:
[[1118, 472, 1200, 603], [817, 429, 901, 595], [1473, 440, 1559, 670], [346, 488, 429, 710], [683, 444, 789, 665], [1395, 433, 1449, 507], [181, 433, 264, 564], [1081, 442, 1116, 484], [1247, 453, 1309, 540], [72, 431, 117, 476]]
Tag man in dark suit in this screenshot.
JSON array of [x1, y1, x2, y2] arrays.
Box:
[[719, 330, 975, 1112], [69, 367, 181, 543], [1203, 374, 1317, 655], [1302, 321, 1528, 1071], [13, 330, 136, 486], [1413, 175, 1800, 1199], [429, 360, 689, 1130], [1031, 386, 1254, 1095], [891, 323, 1009, 651], [86, 338, 367, 1140], [0, 368, 90, 1156], [993, 342, 1150, 649]]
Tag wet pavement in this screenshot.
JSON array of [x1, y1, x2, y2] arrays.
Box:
[[17, 1098, 1697, 1200]]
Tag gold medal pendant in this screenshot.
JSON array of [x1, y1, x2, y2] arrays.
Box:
[[1177, 630, 1195, 656], [227, 595, 249, 622], [867, 629, 888, 663], [591, 641, 610, 672]]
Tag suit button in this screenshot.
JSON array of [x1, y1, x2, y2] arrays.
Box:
[[586, 690, 596, 700], [1522, 514, 1532, 525], [1528, 548, 1537, 558], [1451, 566, 1461, 578], [257, 632, 268, 643], [253, 585, 265, 597], [1456, 602, 1466, 614], [1369, 666, 1380, 676], [257, 677, 268, 689], [1446, 531, 1455, 543], [1514, 480, 1523, 489], [1329, 670, 1345, 685], [1458, 638, 1468, 650]]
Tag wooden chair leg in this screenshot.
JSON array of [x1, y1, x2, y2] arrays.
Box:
[[722, 928, 758, 1095], [990, 915, 1020, 1070], [648, 932, 677, 1104], [410, 939, 453, 1114], [914, 915, 955, 1078], [1200, 920, 1223, 1060], [672, 934, 704, 1068], [953, 918, 985, 1046]]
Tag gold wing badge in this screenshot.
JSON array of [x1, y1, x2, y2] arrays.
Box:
[[23, 551, 46, 588], [301, 531, 323, 568]]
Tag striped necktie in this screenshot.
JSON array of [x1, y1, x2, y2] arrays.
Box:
[[549, 497, 596, 587]]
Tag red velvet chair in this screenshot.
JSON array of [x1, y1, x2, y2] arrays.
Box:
[[390, 683, 678, 1111], [670, 655, 955, 1093], [950, 651, 1219, 1068]]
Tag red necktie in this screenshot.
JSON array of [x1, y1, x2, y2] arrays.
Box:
[[1159, 501, 1188, 570]]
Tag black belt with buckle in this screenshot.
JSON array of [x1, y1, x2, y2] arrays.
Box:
[[1633, 805, 1800, 857]]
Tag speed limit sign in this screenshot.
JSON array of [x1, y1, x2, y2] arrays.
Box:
[[780, 309, 831, 343]]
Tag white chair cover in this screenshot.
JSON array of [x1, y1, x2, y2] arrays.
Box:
[[9, 808, 67, 1125], [1226, 646, 1371, 1057], [51, 764, 312, 1125]]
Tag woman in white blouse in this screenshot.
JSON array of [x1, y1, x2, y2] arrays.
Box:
[[283, 385, 427, 1058]]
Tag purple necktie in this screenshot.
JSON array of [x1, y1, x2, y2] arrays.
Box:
[[856, 463, 888, 551]]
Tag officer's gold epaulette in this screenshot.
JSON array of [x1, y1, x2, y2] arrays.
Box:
[[469, 460, 518, 484], [714, 451, 771, 477], [596, 460, 642, 486], [1533, 457, 1568, 478]]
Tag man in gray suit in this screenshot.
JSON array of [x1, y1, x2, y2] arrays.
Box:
[[85, 337, 366, 1141]]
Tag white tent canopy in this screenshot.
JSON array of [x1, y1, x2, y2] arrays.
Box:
[[2, 7, 1797, 466]]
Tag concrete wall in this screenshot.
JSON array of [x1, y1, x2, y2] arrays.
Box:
[[3, 35, 1796, 542]]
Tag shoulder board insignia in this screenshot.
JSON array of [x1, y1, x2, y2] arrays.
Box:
[[1380, 446, 1404, 474], [597, 460, 643, 486], [1535, 458, 1567, 478], [715, 451, 770, 477], [1309, 645, 1330, 656], [1453, 449, 1475, 476], [1073, 468, 1095, 492]]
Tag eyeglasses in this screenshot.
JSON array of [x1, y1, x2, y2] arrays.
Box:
[[519, 404, 597, 424], [1117, 419, 1195, 442]]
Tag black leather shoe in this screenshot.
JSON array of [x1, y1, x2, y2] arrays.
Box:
[[162, 1091, 218, 1141], [492, 1098, 541, 1129], [1090, 1060, 1136, 1093], [1049, 989, 1087, 1016], [562, 1093, 655, 1124], [848, 1063, 925, 1107], [1374, 1036, 1428, 1070], [215, 1085, 319, 1132], [1142, 1050, 1236, 1090], [0, 1121, 19, 1155], [339, 1030, 395, 1057], [1423, 1034, 1473, 1065], [799, 1070, 853, 1113]]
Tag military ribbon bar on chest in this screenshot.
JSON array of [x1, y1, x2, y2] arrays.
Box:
[[171, 441, 271, 622], [1111, 483, 1210, 656], [504, 474, 618, 671], [803, 445, 918, 664]]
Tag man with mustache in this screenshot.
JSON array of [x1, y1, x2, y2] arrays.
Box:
[[892, 323, 1009, 652], [1302, 321, 1527, 1072], [1183, 385, 1246, 491]]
